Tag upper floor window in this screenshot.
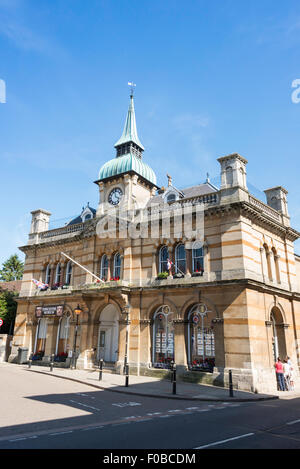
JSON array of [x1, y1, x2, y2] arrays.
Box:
[[113, 253, 121, 279], [272, 247, 281, 283], [100, 255, 109, 281], [159, 246, 169, 273], [45, 264, 51, 285], [192, 243, 204, 274], [55, 263, 62, 285], [65, 261, 72, 286], [175, 244, 186, 274]]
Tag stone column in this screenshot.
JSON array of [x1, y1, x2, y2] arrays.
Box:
[[151, 251, 157, 279], [139, 320, 152, 370], [173, 319, 188, 371], [185, 249, 192, 277]]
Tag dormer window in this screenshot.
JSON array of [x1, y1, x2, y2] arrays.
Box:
[[167, 193, 176, 203]]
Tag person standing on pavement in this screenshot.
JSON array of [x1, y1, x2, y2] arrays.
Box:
[[286, 356, 295, 391], [283, 360, 291, 391], [275, 357, 285, 391]]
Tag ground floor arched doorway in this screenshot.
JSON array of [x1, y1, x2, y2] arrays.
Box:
[[271, 307, 287, 362], [96, 304, 119, 363]]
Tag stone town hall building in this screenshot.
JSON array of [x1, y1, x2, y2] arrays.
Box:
[[10, 93, 300, 394]]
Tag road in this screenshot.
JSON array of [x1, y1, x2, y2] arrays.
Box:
[[1, 363, 300, 450]]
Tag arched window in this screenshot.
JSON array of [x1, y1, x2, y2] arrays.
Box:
[[192, 242, 204, 274], [44, 264, 51, 285], [159, 246, 169, 273], [55, 263, 62, 285], [167, 193, 176, 203], [187, 304, 215, 373], [225, 166, 233, 186], [65, 261, 72, 286], [272, 248, 280, 284], [175, 244, 186, 274], [153, 305, 174, 369], [100, 255, 109, 281], [113, 253, 121, 279]]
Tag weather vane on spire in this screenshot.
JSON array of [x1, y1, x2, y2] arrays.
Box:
[[128, 82, 136, 97]]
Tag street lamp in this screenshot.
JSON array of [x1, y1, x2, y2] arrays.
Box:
[[122, 303, 130, 377], [198, 304, 207, 363], [72, 304, 82, 369]]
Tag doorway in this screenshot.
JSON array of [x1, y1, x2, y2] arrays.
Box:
[[97, 304, 119, 363]]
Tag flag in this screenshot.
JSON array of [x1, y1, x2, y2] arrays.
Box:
[[32, 279, 48, 290]]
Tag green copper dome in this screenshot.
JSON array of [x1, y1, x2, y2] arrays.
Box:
[[98, 152, 157, 186]]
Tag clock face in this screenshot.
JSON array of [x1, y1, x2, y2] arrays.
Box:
[[108, 187, 123, 206]]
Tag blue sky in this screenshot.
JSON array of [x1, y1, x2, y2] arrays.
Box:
[[1, 0, 300, 265]]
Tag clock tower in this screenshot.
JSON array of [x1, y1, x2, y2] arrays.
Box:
[[95, 92, 158, 216]]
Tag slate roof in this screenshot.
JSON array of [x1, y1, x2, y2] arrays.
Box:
[[67, 205, 96, 226], [148, 181, 218, 206]]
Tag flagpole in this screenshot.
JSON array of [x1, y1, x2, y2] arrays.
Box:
[[61, 252, 105, 283]]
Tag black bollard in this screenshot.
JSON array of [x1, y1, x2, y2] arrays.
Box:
[[172, 363, 177, 395], [99, 359, 103, 381], [125, 364, 129, 387], [229, 369, 234, 397], [170, 361, 174, 383], [50, 354, 54, 372], [28, 353, 33, 369]]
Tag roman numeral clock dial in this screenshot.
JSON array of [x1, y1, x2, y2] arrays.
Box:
[[108, 187, 123, 206]]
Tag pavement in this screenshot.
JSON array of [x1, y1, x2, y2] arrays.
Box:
[[20, 363, 300, 402]]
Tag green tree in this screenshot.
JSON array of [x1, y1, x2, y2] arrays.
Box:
[[0, 254, 24, 282], [0, 288, 18, 335]]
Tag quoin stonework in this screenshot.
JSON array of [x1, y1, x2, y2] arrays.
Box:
[[10, 92, 300, 394]]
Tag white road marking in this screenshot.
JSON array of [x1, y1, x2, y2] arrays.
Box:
[[194, 433, 255, 449], [286, 419, 300, 426], [69, 400, 101, 411], [147, 412, 162, 416], [112, 402, 141, 408], [186, 407, 199, 410], [82, 426, 104, 431], [112, 422, 132, 426], [9, 437, 27, 442], [49, 431, 73, 436], [168, 409, 182, 413]]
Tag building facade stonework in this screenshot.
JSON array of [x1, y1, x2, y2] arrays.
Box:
[[10, 95, 300, 394]]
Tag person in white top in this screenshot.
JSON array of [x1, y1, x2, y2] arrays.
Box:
[[283, 360, 291, 391], [286, 356, 295, 391]]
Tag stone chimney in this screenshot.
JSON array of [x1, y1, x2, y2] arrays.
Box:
[[264, 186, 290, 226], [29, 209, 51, 244], [217, 153, 248, 203]]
